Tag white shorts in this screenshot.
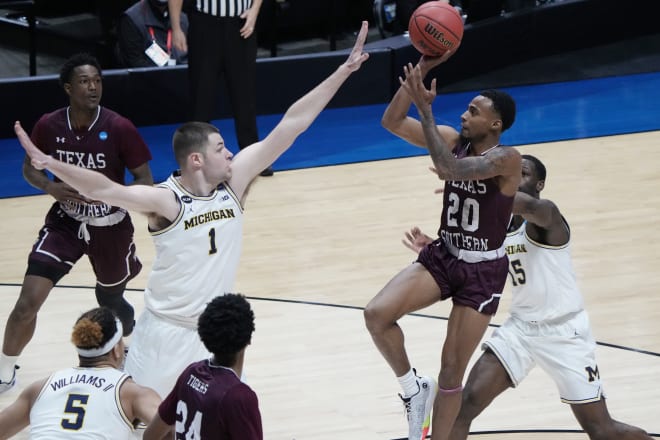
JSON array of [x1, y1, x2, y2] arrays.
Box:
[[124, 308, 210, 398], [483, 309, 604, 404]]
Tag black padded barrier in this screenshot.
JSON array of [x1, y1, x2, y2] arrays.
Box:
[[1, 0, 659, 138]]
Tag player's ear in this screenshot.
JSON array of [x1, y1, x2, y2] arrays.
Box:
[[111, 342, 124, 362], [189, 151, 204, 168], [492, 119, 502, 132], [536, 179, 545, 192], [63, 83, 72, 96]]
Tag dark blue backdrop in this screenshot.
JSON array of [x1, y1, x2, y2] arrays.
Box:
[[2, 71, 660, 199]]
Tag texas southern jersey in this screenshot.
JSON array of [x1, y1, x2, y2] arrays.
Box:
[[439, 143, 514, 253], [505, 220, 584, 321], [29, 367, 133, 439], [158, 360, 262, 440], [144, 173, 244, 327], [30, 106, 152, 223]]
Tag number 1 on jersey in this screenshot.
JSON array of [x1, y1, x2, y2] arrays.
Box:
[[208, 228, 217, 255]]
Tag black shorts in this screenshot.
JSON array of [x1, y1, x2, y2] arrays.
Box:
[[417, 239, 508, 315]]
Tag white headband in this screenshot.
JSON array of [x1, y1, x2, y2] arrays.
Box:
[[76, 318, 123, 358]]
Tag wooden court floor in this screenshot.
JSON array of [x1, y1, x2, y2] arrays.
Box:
[[0, 131, 659, 439]]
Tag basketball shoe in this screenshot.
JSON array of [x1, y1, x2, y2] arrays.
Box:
[[0, 365, 18, 394], [399, 373, 437, 440]]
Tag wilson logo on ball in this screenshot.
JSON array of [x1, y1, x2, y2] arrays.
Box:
[[423, 23, 455, 49], [408, 1, 464, 56]]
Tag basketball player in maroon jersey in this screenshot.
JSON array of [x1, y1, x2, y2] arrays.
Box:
[[402, 156, 655, 440], [0, 53, 153, 393], [143, 294, 261, 440], [364, 54, 521, 440]]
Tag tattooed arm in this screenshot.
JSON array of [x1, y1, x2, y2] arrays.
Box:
[[399, 63, 521, 196]]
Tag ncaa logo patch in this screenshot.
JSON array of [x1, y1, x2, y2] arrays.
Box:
[[181, 195, 193, 203], [99, 131, 108, 141]]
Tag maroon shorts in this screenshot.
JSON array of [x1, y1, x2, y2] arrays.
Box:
[[416, 239, 508, 315], [27, 203, 142, 286]]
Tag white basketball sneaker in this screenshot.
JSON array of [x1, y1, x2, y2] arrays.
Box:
[[399, 373, 437, 440], [0, 365, 18, 394]]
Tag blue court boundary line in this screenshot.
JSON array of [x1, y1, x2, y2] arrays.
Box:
[[2, 282, 658, 359]]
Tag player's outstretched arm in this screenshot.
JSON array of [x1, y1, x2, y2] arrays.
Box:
[[120, 380, 162, 427], [401, 65, 520, 191], [228, 21, 371, 200], [382, 53, 456, 148], [513, 191, 568, 245], [0, 379, 45, 439], [14, 121, 179, 220], [22, 155, 90, 204]]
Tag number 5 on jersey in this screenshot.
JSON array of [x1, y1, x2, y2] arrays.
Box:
[[61, 394, 89, 430]]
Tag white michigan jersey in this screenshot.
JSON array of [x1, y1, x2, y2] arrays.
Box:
[[144, 173, 244, 327], [29, 367, 133, 439], [505, 221, 583, 322]]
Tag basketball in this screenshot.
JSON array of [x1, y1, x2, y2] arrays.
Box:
[[408, 1, 464, 57]]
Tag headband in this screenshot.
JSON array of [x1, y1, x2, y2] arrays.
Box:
[[76, 318, 123, 358]]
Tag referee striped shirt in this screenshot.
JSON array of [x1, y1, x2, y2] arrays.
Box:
[[194, 0, 254, 17]]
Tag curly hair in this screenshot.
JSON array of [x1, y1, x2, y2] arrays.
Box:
[[71, 307, 118, 350], [59, 53, 102, 88], [198, 294, 255, 366], [479, 89, 516, 133]]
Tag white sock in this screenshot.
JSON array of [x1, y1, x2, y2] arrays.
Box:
[[0, 354, 18, 382], [397, 368, 420, 397]]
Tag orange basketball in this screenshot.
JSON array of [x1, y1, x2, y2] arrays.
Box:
[[408, 1, 464, 56]]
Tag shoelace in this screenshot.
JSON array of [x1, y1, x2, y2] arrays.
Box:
[[400, 395, 412, 418]]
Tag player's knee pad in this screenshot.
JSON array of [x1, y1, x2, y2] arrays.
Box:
[[25, 261, 68, 285]]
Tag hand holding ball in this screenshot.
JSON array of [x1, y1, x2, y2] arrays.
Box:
[[408, 1, 464, 56]]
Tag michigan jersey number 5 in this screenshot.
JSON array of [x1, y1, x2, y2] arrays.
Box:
[[509, 259, 526, 286], [61, 394, 89, 430]]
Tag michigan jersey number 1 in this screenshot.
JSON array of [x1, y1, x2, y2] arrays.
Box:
[[208, 228, 217, 255]]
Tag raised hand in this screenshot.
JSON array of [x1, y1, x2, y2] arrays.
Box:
[[399, 63, 436, 114], [15, 121, 91, 204], [418, 50, 454, 75], [344, 21, 370, 72], [15, 121, 50, 170]]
